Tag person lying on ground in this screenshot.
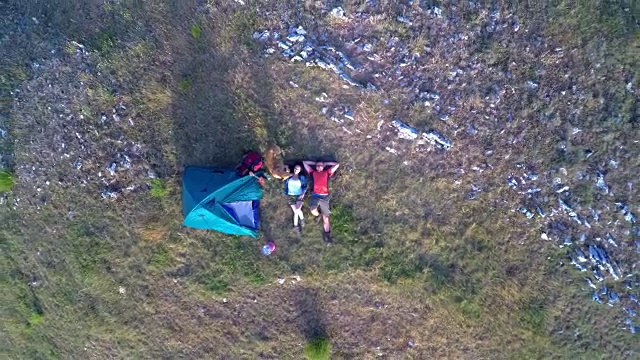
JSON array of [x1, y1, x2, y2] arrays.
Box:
[[302, 160, 340, 243], [283, 164, 307, 234]]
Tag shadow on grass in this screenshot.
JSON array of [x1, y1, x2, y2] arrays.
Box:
[[145, 3, 340, 243], [294, 287, 327, 341], [153, 3, 284, 169]]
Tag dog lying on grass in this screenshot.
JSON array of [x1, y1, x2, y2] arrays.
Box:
[[264, 144, 291, 180]]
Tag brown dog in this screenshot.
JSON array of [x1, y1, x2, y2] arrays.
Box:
[[264, 144, 290, 180]]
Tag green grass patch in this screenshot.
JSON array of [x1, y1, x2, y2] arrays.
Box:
[[231, 88, 268, 146], [96, 41, 156, 84], [179, 76, 192, 91], [318, 205, 386, 272], [519, 298, 547, 334], [87, 84, 115, 110], [327, 204, 356, 241], [190, 23, 202, 39], [0, 169, 15, 191], [27, 312, 44, 327], [378, 18, 410, 39], [304, 337, 331, 360], [202, 8, 260, 50], [5, 282, 46, 336], [149, 178, 168, 198], [149, 245, 173, 268], [90, 30, 116, 52], [10, 66, 29, 82], [423, 225, 501, 321], [433, 283, 484, 321], [379, 250, 426, 283], [80, 104, 94, 120], [64, 41, 77, 54], [423, 257, 453, 293], [572, 182, 595, 207], [0, 65, 30, 112], [136, 81, 172, 114], [453, 294, 483, 320], [548, 0, 635, 43], [69, 224, 113, 277], [200, 276, 229, 294], [193, 237, 268, 294], [464, 11, 481, 24], [619, 93, 636, 123]]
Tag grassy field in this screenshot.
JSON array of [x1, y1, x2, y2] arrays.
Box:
[[1, 0, 638, 359]]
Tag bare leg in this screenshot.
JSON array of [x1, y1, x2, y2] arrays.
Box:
[[295, 201, 304, 222], [290, 204, 299, 227], [310, 207, 320, 217], [323, 215, 330, 233]]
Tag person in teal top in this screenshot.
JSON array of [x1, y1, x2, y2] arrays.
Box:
[[283, 164, 307, 233]]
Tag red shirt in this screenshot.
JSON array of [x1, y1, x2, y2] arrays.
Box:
[[310, 168, 334, 195]]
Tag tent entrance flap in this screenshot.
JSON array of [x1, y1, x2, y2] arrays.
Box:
[[222, 201, 259, 229]]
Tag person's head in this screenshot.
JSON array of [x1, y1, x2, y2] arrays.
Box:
[[315, 162, 325, 171], [293, 165, 301, 174]]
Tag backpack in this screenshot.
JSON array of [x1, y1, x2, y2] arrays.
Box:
[[235, 151, 264, 176]]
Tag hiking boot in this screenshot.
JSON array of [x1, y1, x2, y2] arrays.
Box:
[[293, 226, 301, 235], [323, 231, 333, 244], [299, 219, 305, 228]]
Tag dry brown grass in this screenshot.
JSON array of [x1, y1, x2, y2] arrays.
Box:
[[137, 226, 169, 243], [2, 0, 638, 359]]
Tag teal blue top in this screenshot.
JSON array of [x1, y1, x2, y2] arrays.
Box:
[[286, 178, 303, 195], [284, 175, 307, 196]]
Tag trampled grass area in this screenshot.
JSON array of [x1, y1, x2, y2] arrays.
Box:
[[1, 0, 638, 358]]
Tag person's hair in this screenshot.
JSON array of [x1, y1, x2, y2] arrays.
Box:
[[288, 164, 302, 174]]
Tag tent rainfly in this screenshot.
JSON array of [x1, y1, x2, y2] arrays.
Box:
[[182, 166, 262, 237]]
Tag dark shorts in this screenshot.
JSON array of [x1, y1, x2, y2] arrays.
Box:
[[287, 195, 302, 205], [309, 195, 331, 215]]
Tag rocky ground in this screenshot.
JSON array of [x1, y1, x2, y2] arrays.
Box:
[[252, 2, 639, 333]]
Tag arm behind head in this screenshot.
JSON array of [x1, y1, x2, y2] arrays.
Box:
[[302, 160, 315, 173], [329, 163, 340, 175]]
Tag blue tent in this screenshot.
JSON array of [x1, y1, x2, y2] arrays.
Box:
[[182, 166, 262, 237]]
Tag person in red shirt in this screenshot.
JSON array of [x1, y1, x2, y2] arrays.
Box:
[[302, 160, 340, 243]]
